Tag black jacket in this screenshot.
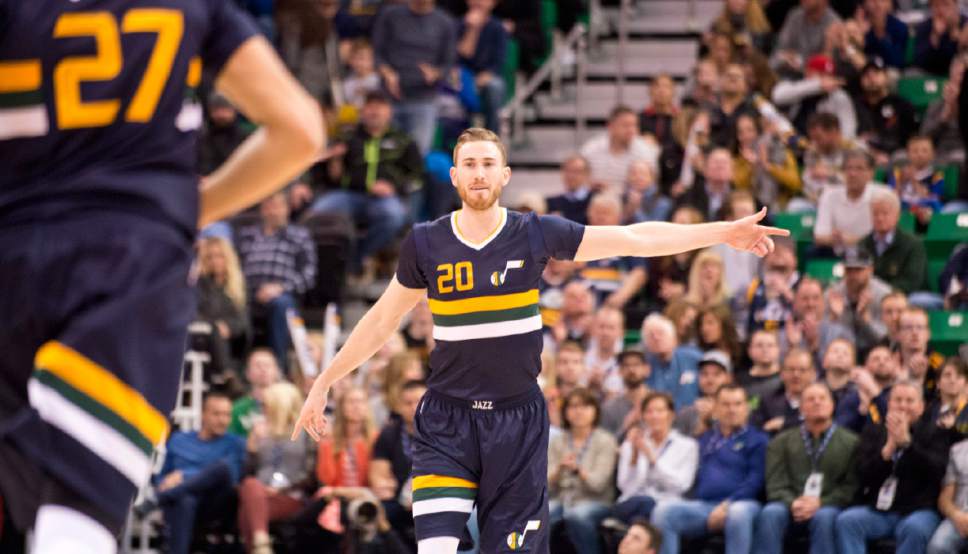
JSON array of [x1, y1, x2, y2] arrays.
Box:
[[854, 418, 950, 514]]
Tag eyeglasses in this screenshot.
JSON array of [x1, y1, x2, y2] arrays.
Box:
[[899, 324, 928, 331]]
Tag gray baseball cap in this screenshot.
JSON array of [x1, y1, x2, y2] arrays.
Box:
[[699, 349, 732, 374]]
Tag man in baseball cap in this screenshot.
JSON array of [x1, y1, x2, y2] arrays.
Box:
[[675, 350, 733, 437]]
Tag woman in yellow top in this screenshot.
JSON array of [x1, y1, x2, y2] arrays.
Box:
[[731, 114, 801, 210]]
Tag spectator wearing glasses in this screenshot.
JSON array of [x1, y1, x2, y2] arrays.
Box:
[[752, 349, 817, 436], [897, 307, 945, 404]]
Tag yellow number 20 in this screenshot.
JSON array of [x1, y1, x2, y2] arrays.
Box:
[[437, 262, 474, 293], [53, 9, 183, 130]]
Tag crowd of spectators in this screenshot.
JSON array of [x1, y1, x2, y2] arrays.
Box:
[[129, 0, 968, 553]]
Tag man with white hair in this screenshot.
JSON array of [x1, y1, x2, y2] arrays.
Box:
[[641, 314, 703, 408], [860, 189, 927, 293], [624, 159, 672, 223]]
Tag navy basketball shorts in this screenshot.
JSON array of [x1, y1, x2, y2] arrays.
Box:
[[411, 385, 550, 553], [0, 213, 195, 534]]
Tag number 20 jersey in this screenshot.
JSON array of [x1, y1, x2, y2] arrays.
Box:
[[396, 208, 585, 400], [0, 0, 258, 238]]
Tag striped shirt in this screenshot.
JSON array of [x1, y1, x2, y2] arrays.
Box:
[[396, 209, 585, 399], [237, 224, 318, 296]]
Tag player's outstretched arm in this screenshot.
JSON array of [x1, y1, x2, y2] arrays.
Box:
[[573, 207, 790, 262], [292, 276, 426, 441], [198, 36, 325, 228]]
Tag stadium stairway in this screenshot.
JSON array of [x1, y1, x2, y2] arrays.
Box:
[[503, 0, 719, 205]]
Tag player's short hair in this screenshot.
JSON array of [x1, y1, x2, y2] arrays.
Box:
[[453, 127, 508, 166], [561, 387, 601, 429], [628, 518, 663, 551]]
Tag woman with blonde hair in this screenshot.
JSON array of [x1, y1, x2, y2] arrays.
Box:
[[684, 249, 730, 310], [709, 0, 772, 53], [370, 350, 425, 427], [237, 382, 318, 554], [316, 386, 376, 487], [194, 236, 250, 384]]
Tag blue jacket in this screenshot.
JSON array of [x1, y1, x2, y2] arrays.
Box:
[[693, 425, 768, 501], [864, 15, 909, 68], [645, 346, 703, 408], [159, 431, 246, 484]]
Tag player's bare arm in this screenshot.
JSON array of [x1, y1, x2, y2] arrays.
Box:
[[292, 277, 426, 441], [198, 36, 324, 228], [574, 207, 790, 262]]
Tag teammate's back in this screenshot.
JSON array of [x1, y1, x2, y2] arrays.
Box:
[[0, 0, 253, 234], [0, 2, 323, 552]]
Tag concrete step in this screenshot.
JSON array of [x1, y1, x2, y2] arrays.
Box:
[[585, 39, 698, 79], [612, 0, 721, 34], [507, 125, 602, 166], [502, 169, 564, 204]]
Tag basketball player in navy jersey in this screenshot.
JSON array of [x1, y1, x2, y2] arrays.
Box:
[[293, 128, 787, 553], [0, 1, 322, 551]]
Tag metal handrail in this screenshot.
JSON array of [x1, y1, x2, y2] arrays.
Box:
[[499, 23, 588, 144]]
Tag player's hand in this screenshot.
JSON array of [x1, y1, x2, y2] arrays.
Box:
[[725, 208, 789, 257], [417, 63, 441, 85], [292, 376, 330, 442]]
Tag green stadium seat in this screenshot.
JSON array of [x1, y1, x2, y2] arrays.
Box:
[[624, 329, 641, 347], [944, 163, 960, 202], [925, 212, 968, 258], [929, 311, 968, 356], [897, 76, 947, 114], [774, 212, 816, 240], [805, 258, 844, 284], [899, 210, 915, 233], [874, 166, 887, 183], [502, 39, 519, 102], [537, 0, 557, 66]]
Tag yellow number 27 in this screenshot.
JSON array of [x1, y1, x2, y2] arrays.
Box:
[[53, 9, 183, 130]]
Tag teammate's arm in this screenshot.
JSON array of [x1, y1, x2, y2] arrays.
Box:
[[573, 207, 789, 262], [198, 36, 324, 228], [293, 277, 426, 440]]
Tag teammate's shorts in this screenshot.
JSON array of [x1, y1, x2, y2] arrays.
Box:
[[0, 212, 195, 534], [411, 385, 550, 553]]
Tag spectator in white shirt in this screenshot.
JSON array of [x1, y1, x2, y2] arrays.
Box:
[[813, 148, 891, 257], [610, 392, 699, 524], [581, 105, 660, 190]]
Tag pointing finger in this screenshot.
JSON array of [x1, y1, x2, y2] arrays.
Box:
[[759, 225, 790, 237]]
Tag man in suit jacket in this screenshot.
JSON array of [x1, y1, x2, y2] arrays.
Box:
[[861, 188, 927, 293]]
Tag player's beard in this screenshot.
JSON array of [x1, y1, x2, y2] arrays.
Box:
[[457, 179, 503, 211]]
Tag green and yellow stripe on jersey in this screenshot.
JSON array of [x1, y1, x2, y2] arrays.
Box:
[[0, 59, 49, 140], [412, 474, 478, 517], [428, 289, 542, 341], [28, 341, 168, 485]]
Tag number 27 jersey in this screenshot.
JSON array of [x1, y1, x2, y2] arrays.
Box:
[[0, 0, 258, 237], [396, 208, 585, 400]]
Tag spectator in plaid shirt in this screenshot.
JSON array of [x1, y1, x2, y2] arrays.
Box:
[[237, 192, 317, 367]]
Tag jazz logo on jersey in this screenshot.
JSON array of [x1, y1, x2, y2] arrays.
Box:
[[506, 520, 541, 550], [490, 260, 524, 287]]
